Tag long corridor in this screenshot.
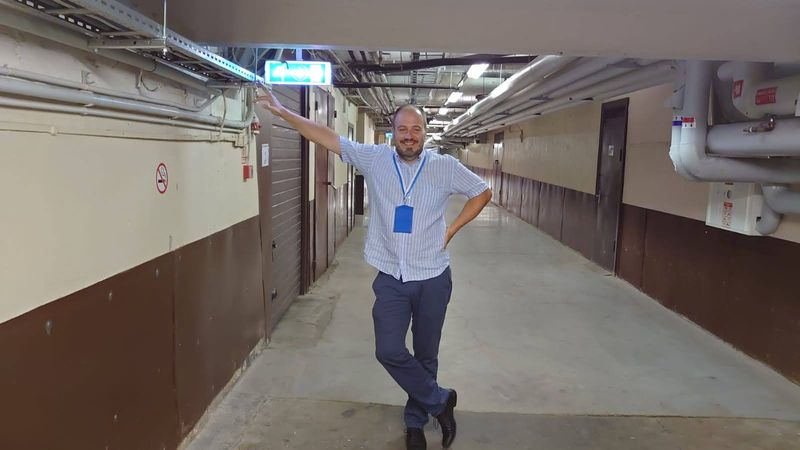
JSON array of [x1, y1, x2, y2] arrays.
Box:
[[185, 198, 800, 449]]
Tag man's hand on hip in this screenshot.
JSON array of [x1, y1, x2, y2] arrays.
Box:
[[443, 227, 455, 250]]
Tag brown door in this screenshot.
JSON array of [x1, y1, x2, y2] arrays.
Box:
[[255, 107, 273, 337], [327, 95, 337, 263], [354, 174, 365, 215], [268, 86, 305, 330], [593, 99, 629, 272], [348, 166, 355, 231], [492, 132, 504, 204], [313, 88, 335, 280]]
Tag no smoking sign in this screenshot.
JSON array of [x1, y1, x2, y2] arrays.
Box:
[[156, 163, 168, 194]]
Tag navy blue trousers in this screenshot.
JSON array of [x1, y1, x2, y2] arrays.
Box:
[[372, 267, 452, 428]]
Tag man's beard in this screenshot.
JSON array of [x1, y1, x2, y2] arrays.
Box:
[[395, 140, 423, 161]]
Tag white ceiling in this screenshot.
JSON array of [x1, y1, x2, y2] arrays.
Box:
[[132, 0, 800, 63]]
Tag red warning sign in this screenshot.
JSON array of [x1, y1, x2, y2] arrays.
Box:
[[732, 80, 743, 98], [156, 163, 168, 194], [755, 87, 777, 105]]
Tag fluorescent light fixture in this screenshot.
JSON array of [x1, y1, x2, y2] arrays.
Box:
[[467, 63, 489, 79], [439, 107, 450, 116], [446, 92, 462, 105]]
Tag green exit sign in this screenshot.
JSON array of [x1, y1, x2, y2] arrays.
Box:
[[264, 60, 332, 86]]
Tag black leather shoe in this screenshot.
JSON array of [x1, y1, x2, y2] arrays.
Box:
[[405, 427, 427, 450], [435, 389, 458, 448]]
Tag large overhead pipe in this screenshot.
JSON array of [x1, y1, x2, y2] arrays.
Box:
[[460, 57, 629, 130], [672, 60, 800, 183], [370, 51, 397, 111], [708, 118, 800, 157], [326, 50, 387, 116], [465, 61, 677, 135], [717, 61, 800, 119], [349, 54, 537, 73], [467, 71, 674, 136], [446, 55, 578, 134]]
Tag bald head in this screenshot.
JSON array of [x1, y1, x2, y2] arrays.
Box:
[[392, 104, 427, 161], [392, 104, 428, 133]]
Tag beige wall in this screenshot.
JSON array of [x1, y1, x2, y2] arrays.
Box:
[[498, 102, 601, 195], [463, 143, 494, 169], [623, 84, 800, 243], [0, 30, 256, 323], [332, 89, 359, 187], [358, 111, 376, 145], [623, 84, 708, 220]]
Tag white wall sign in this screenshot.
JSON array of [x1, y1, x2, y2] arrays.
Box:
[[261, 144, 270, 167]]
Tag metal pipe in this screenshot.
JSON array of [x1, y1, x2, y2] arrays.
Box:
[[452, 61, 638, 136], [0, 76, 250, 128], [369, 51, 397, 111], [0, 96, 241, 133], [467, 62, 676, 135], [472, 57, 628, 122], [349, 54, 537, 73], [762, 184, 800, 214], [366, 72, 393, 114], [326, 50, 385, 116], [708, 118, 800, 157], [0, 3, 216, 95], [756, 185, 800, 235], [674, 60, 800, 183], [447, 55, 578, 134], [334, 82, 455, 90], [0, 66, 216, 112], [756, 199, 782, 235]]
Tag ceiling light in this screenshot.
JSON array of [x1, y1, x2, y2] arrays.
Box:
[[467, 63, 489, 79], [446, 92, 462, 105]]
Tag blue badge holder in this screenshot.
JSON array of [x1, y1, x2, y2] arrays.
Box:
[[393, 205, 414, 233]]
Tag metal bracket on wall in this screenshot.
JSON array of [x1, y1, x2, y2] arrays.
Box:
[[7, 0, 263, 86]]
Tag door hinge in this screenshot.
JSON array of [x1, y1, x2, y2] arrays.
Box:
[[271, 288, 278, 301]]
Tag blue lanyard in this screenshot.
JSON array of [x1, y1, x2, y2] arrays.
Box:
[[392, 153, 427, 202]]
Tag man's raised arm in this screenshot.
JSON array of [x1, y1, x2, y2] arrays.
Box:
[[256, 87, 341, 155]]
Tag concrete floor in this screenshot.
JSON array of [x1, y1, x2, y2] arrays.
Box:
[[184, 198, 800, 449]]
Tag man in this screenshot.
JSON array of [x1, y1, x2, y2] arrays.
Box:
[[257, 87, 491, 450]]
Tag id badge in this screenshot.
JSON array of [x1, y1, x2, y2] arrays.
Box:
[[393, 205, 414, 234]]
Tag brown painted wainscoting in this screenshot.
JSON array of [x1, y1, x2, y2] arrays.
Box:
[[470, 167, 598, 262], [0, 216, 266, 449], [618, 204, 800, 384], [469, 166, 800, 384]]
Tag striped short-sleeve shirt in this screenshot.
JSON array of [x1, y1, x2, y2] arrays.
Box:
[[340, 136, 489, 282]]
